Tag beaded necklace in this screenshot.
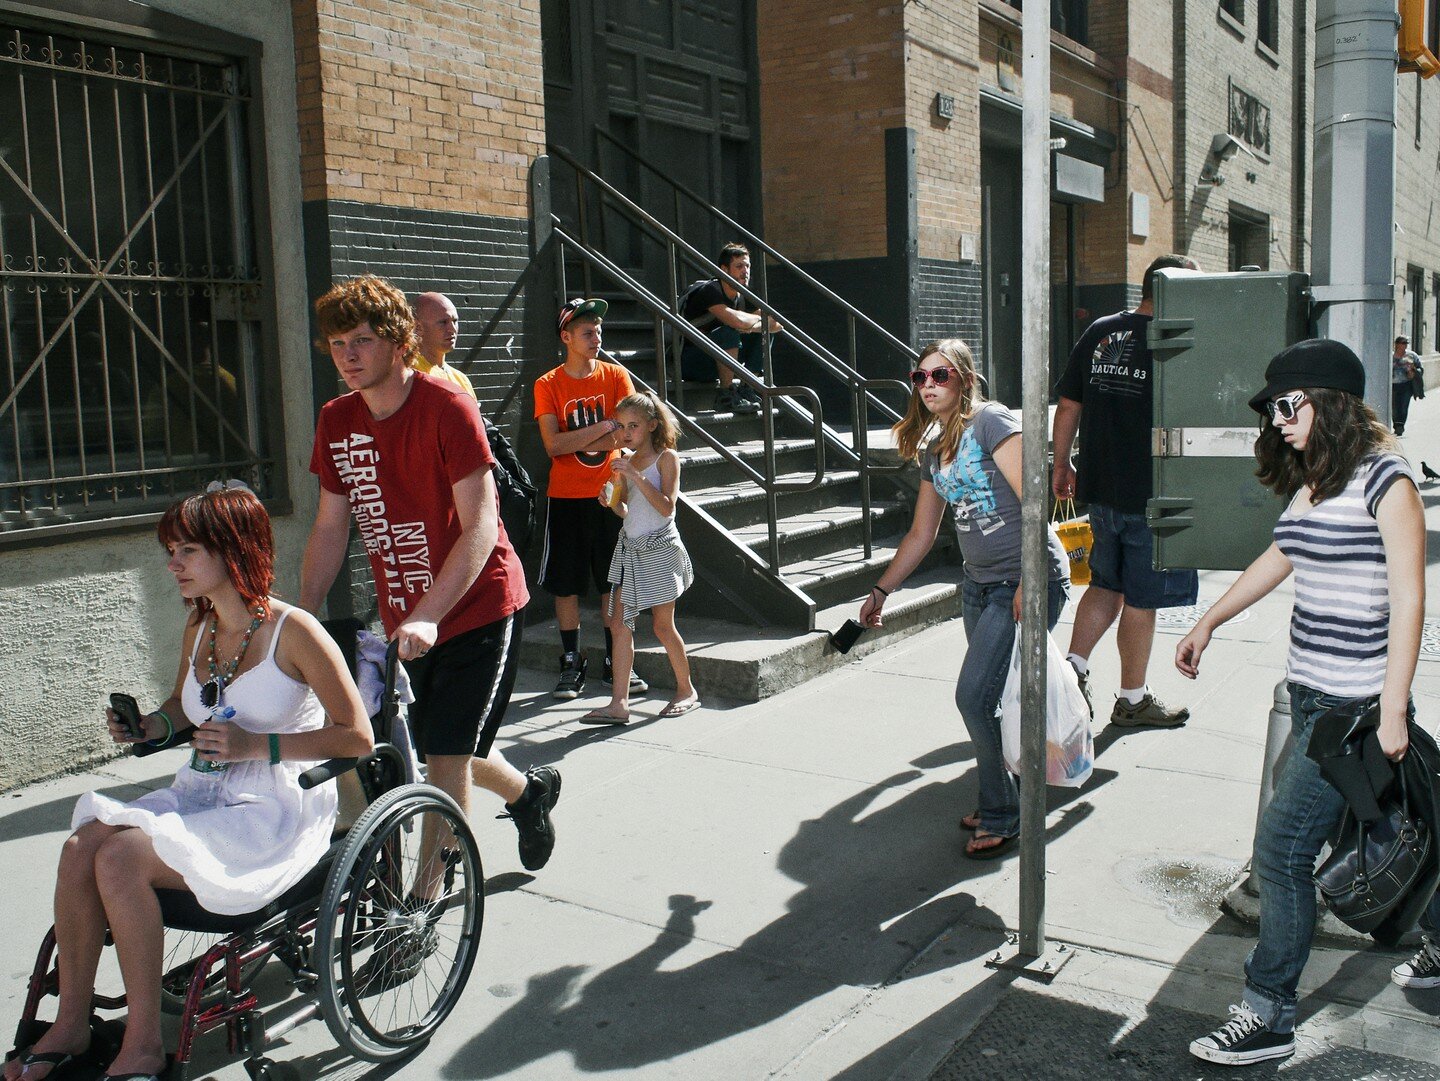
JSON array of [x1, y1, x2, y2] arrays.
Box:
[[206, 606, 266, 688]]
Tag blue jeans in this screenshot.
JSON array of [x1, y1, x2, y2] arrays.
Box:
[[1243, 682, 1440, 1033], [956, 576, 1069, 838]]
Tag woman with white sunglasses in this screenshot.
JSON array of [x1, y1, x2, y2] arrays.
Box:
[[1175, 339, 1438, 1066], [859, 338, 1069, 860]]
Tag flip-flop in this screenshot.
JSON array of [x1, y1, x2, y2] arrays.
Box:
[[579, 708, 629, 726], [99, 1074, 164, 1081], [964, 831, 1017, 860], [959, 810, 981, 832], [659, 697, 701, 717], [17, 1049, 87, 1081]]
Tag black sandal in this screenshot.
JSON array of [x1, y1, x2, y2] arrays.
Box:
[[964, 831, 1017, 860], [959, 810, 981, 832], [17, 1050, 84, 1080]]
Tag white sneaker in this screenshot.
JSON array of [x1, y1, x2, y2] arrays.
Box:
[[1392, 937, 1440, 988], [1189, 1004, 1295, 1066]]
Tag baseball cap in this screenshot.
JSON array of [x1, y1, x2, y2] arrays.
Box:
[[557, 297, 608, 333], [1247, 338, 1366, 415]]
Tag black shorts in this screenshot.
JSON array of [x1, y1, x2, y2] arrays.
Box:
[[538, 496, 621, 597], [405, 611, 523, 758]]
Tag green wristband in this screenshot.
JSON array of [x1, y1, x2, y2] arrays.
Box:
[[269, 733, 282, 765], [145, 709, 174, 748]]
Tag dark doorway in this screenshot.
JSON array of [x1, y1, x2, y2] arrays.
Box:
[[981, 143, 1022, 407], [541, 0, 760, 264], [1408, 265, 1425, 350], [1227, 207, 1270, 271]]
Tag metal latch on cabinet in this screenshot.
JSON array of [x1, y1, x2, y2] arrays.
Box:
[[1151, 427, 1259, 458]]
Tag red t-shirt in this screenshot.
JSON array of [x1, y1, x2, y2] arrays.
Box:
[[310, 372, 529, 645]]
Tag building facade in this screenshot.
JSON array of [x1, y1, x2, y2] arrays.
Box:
[[2, 0, 1435, 788]]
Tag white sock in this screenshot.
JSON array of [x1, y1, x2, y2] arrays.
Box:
[[1066, 653, 1089, 677], [1119, 685, 1147, 706]]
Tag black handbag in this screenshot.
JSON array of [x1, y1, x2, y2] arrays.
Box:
[[1314, 765, 1431, 934]]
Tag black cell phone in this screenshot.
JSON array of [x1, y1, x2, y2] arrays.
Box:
[[829, 618, 866, 655], [109, 692, 146, 740]]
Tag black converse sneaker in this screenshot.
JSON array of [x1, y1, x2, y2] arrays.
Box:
[[1392, 936, 1440, 988], [1189, 1004, 1295, 1066], [554, 652, 586, 700]]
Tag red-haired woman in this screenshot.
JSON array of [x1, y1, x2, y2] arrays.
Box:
[[6, 487, 373, 1081]]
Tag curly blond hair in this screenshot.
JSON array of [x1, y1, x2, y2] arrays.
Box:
[[314, 275, 419, 365]]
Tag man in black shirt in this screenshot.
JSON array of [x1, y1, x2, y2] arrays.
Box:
[[680, 242, 781, 414], [1051, 254, 1199, 729]]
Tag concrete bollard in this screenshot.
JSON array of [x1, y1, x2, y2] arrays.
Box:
[[1242, 678, 1293, 895]]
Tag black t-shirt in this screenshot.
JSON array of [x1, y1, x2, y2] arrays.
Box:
[[682, 279, 754, 325], [1054, 309, 1154, 513]]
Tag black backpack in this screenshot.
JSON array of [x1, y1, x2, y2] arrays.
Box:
[[483, 417, 538, 556], [674, 278, 721, 381]]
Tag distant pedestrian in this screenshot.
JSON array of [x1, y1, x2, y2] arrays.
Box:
[[1051, 253, 1200, 729], [583, 391, 698, 724], [413, 291, 474, 394], [1175, 339, 1437, 1067], [859, 339, 1069, 860], [679, 242, 782, 414], [534, 298, 645, 701], [1392, 334, 1420, 436]]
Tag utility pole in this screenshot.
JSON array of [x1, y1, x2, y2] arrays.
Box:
[[1311, 0, 1397, 412]]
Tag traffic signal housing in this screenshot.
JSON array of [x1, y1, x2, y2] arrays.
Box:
[[1400, 0, 1440, 77]]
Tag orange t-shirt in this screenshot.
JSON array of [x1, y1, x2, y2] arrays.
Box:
[[533, 361, 635, 498]]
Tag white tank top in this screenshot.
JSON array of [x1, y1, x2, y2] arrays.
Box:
[[623, 459, 672, 537], [182, 608, 326, 734]]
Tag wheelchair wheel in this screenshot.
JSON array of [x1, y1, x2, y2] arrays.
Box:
[[313, 784, 482, 1063], [159, 928, 269, 1015]]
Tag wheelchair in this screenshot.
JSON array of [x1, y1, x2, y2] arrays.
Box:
[[9, 621, 483, 1080]]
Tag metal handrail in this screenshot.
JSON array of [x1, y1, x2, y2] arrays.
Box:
[[553, 226, 826, 571], [549, 143, 905, 430], [591, 129, 920, 367]]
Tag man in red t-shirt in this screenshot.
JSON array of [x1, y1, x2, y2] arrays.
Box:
[[300, 275, 560, 877], [534, 299, 639, 700]]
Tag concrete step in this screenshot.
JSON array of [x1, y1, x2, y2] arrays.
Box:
[[678, 436, 826, 490], [688, 468, 864, 529], [782, 539, 956, 610], [516, 563, 962, 702], [729, 500, 913, 565]]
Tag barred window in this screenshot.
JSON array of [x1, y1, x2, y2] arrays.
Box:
[[0, 16, 275, 542]]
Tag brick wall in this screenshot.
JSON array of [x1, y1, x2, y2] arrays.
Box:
[[293, 0, 544, 217], [1393, 64, 1440, 353], [292, 0, 551, 622], [756, 0, 905, 263]]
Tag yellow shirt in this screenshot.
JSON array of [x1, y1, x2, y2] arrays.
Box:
[[414, 355, 476, 398]]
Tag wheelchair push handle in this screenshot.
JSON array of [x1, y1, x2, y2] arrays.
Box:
[[301, 639, 404, 790]]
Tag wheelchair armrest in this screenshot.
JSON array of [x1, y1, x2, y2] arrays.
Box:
[[131, 727, 196, 759], [299, 743, 406, 791]]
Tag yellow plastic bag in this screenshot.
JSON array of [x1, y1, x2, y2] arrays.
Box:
[[1053, 498, 1092, 586]]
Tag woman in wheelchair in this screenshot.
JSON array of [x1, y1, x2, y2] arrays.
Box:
[[8, 487, 374, 1081]]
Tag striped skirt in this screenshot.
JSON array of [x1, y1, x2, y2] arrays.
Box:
[[607, 520, 694, 629]]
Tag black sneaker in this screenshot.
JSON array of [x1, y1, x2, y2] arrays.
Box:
[[352, 923, 438, 996], [1392, 936, 1440, 988], [602, 658, 649, 696], [499, 766, 562, 871], [554, 652, 586, 700], [1189, 1004, 1294, 1066]]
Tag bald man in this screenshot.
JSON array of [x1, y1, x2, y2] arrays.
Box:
[[414, 291, 475, 394]]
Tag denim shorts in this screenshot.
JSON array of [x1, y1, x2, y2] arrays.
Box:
[[1087, 503, 1198, 610]]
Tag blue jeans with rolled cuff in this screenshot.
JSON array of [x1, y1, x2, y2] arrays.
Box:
[[1242, 682, 1439, 1033], [955, 576, 1069, 839]]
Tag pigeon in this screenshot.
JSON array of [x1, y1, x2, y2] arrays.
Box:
[[1422, 461, 1440, 482]]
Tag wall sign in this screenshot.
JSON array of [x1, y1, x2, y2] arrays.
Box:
[[1228, 79, 1271, 156]]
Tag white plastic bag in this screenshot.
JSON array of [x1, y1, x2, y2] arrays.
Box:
[[1000, 631, 1094, 788]]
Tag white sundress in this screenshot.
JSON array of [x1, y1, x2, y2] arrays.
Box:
[[72, 609, 338, 916]]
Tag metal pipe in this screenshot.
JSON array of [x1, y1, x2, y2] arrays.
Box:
[[1310, 0, 1397, 416], [1018, 0, 1051, 960]]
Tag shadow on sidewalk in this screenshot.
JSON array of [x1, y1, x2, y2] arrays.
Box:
[[438, 752, 1107, 1078]]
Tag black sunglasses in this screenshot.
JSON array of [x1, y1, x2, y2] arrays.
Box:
[[200, 678, 223, 711], [908, 366, 964, 388]]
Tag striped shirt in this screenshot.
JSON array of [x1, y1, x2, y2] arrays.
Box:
[[1274, 452, 1414, 697]]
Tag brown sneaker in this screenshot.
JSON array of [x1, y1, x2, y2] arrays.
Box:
[[1110, 693, 1189, 728]]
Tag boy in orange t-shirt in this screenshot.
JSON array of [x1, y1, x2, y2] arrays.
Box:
[[534, 299, 639, 700]]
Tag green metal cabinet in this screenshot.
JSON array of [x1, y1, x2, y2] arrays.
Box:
[[1147, 270, 1312, 571]]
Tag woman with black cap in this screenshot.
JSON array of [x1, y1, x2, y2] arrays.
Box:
[[1172, 338, 1438, 1066]]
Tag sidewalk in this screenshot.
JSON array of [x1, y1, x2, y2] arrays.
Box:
[[5, 415, 1440, 1079]]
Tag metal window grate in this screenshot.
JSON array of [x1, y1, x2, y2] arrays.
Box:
[[0, 21, 269, 538]]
